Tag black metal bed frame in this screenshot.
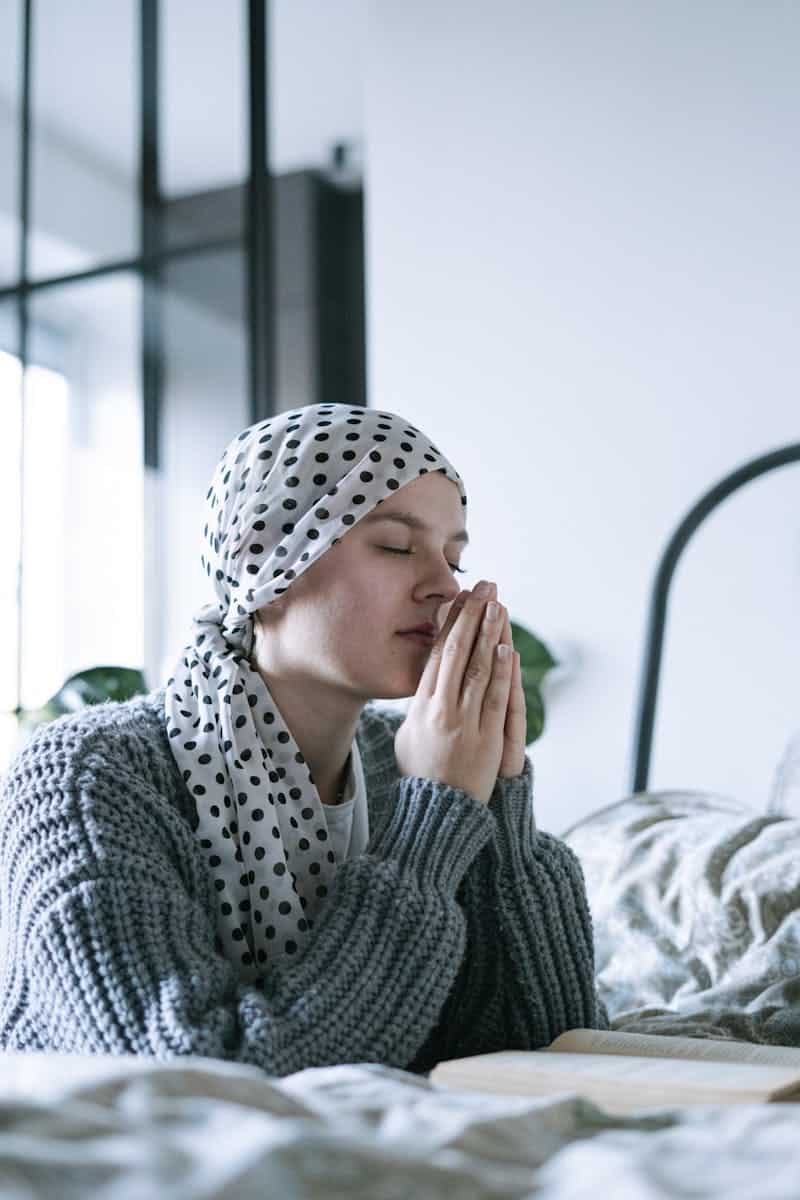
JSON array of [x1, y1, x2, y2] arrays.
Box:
[[630, 441, 800, 794]]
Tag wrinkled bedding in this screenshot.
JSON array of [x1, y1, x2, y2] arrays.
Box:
[[1, 1050, 799, 1199], [4, 786, 800, 1197], [563, 789, 800, 1044]]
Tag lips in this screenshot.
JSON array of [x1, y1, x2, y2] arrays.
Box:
[[398, 630, 436, 647], [398, 623, 437, 637]]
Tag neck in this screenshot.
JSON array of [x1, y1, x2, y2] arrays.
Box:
[[319, 753, 352, 807], [250, 638, 362, 808]]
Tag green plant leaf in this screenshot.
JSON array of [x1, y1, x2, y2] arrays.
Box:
[[48, 666, 148, 714], [12, 666, 149, 739], [510, 621, 557, 685], [520, 675, 546, 744], [510, 620, 559, 746]]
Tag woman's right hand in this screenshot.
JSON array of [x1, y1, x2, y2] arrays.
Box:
[[394, 581, 513, 806]]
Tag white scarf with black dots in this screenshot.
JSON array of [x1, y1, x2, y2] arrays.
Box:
[[165, 403, 468, 980]]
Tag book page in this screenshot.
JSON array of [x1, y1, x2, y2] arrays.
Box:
[[434, 1050, 800, 1103], [548, 1028, 800, 1068]]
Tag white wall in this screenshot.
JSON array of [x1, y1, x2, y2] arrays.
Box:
[[364, 0, 800, 832]]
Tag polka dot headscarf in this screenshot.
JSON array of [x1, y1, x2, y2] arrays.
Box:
[[165, 403, 468, 980]]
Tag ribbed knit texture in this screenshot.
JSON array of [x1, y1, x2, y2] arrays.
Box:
[[0, 690, 602, 1074]]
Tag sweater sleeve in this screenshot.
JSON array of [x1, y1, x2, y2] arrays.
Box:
[[409, 757, 605, 1071], [0, 721, 494, 1074], [485, 759, 606, 1041]]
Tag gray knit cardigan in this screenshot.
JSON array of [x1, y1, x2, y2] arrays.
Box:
[[0, 689, 602, 1074]]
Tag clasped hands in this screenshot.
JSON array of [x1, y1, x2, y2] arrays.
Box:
[[445, 580, 527, 781], [396, 577, 529, 805], [461, 580, 526, 780]]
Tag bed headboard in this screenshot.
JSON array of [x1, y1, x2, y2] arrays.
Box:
[[630, 441, 800, 794]]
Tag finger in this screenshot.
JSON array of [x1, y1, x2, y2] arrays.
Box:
[[505, 649, 527, 746], [416, 589, 469, 698], [498, 609, 526, 726], [481, 641, 514, 735], [434, 582, 497, 709], [494, 608, 525, 745], [459, 596, 505, 713]]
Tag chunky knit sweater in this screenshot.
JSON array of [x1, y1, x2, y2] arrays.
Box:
[[0, 689, 602, 1074]]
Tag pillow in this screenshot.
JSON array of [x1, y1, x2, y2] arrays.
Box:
[[563, 790, 800, 1045]]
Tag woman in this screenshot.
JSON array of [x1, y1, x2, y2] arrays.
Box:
[[0, 403, 602, 1072]]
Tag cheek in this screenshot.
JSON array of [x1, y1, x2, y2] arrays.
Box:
[[297, 556, 408, 661], [337, 596, 408, 668], [338, 569, 397, 629]]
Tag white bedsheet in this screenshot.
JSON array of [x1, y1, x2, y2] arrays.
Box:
[[0, 1051, 799, 1199]]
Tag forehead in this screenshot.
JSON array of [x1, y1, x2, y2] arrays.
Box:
[[359, 475, 469, 545], [361, 510, 469, 546], [380, 470, 464, 514]]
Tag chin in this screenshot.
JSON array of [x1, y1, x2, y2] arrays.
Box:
[[373, 686, 415, 702], [371, 665, 425, 702]]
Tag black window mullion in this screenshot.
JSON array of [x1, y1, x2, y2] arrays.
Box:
[[247, 0, 275, 424], [140, 0, 163, 471]]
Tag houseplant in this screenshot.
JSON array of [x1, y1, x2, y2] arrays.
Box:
[[13, 666, 148, 742]]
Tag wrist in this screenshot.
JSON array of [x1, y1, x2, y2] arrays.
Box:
[[488, 756, 535, 842]]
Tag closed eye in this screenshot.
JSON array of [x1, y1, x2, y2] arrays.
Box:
[[378, 547, 467, 575]]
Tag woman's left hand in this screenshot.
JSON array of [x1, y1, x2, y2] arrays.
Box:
[[496, 607, 527, 778]]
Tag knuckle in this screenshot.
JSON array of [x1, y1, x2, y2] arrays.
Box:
[[429, 703, 450, 731], [464, 660, 487, 683]]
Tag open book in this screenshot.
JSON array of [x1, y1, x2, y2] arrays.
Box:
[[429, 1029, 800, 1113]]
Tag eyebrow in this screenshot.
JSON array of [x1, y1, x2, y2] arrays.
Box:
[[362, 511, 470, 546]]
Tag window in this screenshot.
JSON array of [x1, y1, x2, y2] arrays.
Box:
[[0, 1, 366, 768]]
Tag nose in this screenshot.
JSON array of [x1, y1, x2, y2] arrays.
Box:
[[415, 553, 463, 609], [431, 574, 462, 608]]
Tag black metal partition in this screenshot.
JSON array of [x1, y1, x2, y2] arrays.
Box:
[[630, 442, 800, 794]]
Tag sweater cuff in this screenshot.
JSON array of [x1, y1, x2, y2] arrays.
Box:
[[487, 755, 535, 852], [366, 775, 494, 893]]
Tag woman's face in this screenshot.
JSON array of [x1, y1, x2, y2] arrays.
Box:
[[254, 472, 468, 700]]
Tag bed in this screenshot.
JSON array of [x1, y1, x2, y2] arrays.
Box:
[[1, 443, 799, 1199], [1, 1048, 799, 1198]]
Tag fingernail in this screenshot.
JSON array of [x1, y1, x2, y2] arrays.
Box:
[[475, 581, 491, 598]]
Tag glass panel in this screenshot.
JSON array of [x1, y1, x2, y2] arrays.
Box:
[[268, 0, 367, 176], [23, 274, 144, 709], [160, 0, 247, 202], [0, 304, 23, 771], [29, 0, 138, 279], [0, 0, 21, 284], [264, 2, 368, 412], [155, 247, 248, 686]]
